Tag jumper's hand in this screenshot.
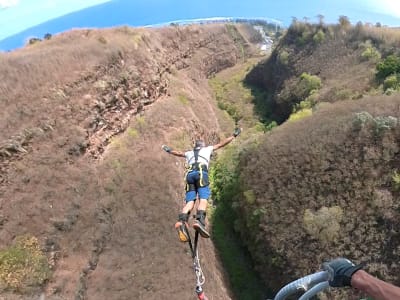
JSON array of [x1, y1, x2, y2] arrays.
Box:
[[233, 128, 242, 137], [162, 145, 171, 153], [322, 258, 364, 287]]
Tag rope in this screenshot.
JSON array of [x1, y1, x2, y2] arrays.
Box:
[[187, 230, 207, 298]]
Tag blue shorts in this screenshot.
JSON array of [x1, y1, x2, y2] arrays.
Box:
[[185, 170, 211, 202]]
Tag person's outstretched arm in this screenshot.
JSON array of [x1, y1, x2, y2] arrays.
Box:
[[323, 258, 400, 300], [213, 128, 241, 151], [161, 145, 185, 157], [351, 270, 400, 300]]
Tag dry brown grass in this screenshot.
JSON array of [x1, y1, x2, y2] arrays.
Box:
[[0, 23, 254, 299], [234, 95, 400, 297], [353, 24, 400, 47]]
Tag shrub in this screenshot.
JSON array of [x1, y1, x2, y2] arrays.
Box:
[[217, 101, 241, 122], [295, 98, 315, 111], [0, 236, 51, 292], [303, 206, 343, 244], [376, 55, 400, 80], [27, 37, 41, 45], [288, 108, 312, 122], [299, 73, 322, 94], [384, 88, 397, 95], [313, 29, 325, 44], [255, 121, 277, 132], [352, 112, 397, 134], [243, 190, 256, 205], [373, 116, 398, 135], [338, 15, 351, 28], [98, 36, 107, 44], [383, 74, 399, 91], [352, 111, 374, 130], [277, 50, 289, 65], [361, 45, 381, 62], [297, 30, 312, 46], [392, 170, 400, 191]]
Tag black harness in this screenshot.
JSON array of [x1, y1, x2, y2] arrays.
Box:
[[190, 147, 208, 172], [185, 147, 210, 191]]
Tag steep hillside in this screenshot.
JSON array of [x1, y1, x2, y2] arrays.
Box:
[[0, 23, 259, 299], [245, 21, 400, 123], [222, 21, 400, 299]]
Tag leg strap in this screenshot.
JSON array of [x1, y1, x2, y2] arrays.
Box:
[[178, 212, 189, 222], [195, 210, 206, 225]]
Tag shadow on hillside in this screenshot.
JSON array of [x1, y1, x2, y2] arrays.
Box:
[[212, 199, 273, 300], [244, 81, 283, 125]]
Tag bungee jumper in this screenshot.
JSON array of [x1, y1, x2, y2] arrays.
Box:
[[162, 127, 242, 299], [162, 127, 241, 242]]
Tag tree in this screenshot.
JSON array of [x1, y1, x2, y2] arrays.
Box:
[[376, 55, 400, 80], [316, 14, 325, 26], [28, 37, 42, 45], [338, 15, 351, 28], [43, 33, 52, 40]]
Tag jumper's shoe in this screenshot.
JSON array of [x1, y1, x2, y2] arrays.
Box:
[[174, 221, 189, 242], [193, 220, 210, 238]]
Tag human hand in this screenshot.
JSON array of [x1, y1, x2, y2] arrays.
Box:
[[162, 145, 171, 153], [233, 127, 241, 137], [322, 258, 364, 287]]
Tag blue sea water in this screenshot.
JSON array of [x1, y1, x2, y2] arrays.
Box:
[[0, 0, 399, 51]]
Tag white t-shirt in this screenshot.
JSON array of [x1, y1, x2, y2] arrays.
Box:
[[184, 146, 214, 169]]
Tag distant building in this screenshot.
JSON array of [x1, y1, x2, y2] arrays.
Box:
[[253, 25, 273, 51]]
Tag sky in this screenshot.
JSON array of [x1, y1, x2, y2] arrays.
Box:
[[0, 0, 399, 51]]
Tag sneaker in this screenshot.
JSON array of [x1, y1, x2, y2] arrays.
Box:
[[193, 220, 210, 238], [175, 221, 189, 242]]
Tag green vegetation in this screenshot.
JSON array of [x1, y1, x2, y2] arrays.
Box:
[[360, 40, 381, 62], [279, 73, 321, 122], [126, 127, 139, 138], [0, 236, 51, 292], [352, 112, 398, 136], [392, 170, 400, 191], [219, 18, 400, 298], [312, 29, 325, 44], [303, 206, 343, 245], [209, 76, 242, 122], [209, 58, 277, 130], [298, 72, 322, 94], [210, 146, 267, 300], [376, 54, 400, 81], [352, 111, 374, 130], [207, 58, 275, 299], [288, 108, 312, 122], [338, 15, 351, 28], [383, 74, 399, 91], [373, 116, 398, 135], [177, 93, 189, 105], [277, 49, 289, 65], [125, 116, 146, 140]]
